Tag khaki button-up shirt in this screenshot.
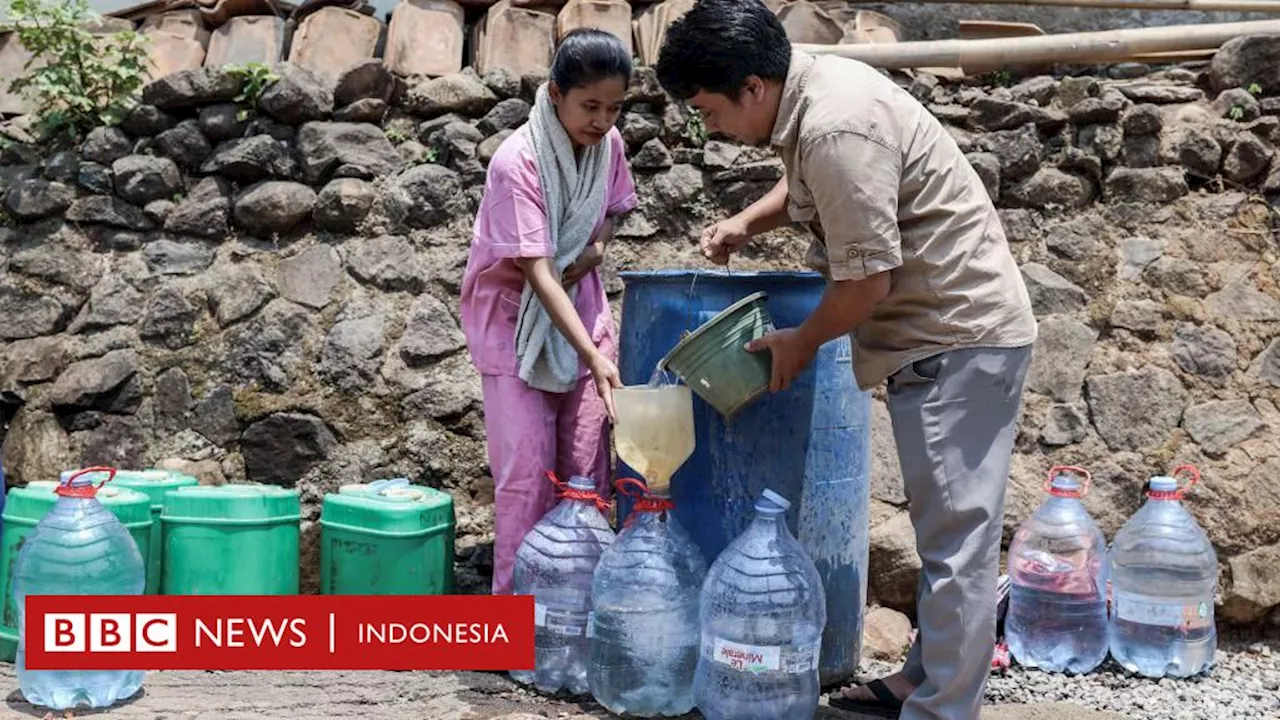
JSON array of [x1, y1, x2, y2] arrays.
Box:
[[772, 50, 1037, 390]]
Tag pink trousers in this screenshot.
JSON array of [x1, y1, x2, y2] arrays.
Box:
[[481, 373, 612, 595]]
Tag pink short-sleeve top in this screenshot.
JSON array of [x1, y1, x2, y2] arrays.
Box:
[[460, 125, 638, 379]]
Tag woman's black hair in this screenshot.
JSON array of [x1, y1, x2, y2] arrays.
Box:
[[551, 27, 633, 91]]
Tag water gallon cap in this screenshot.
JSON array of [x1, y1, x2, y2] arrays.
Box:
[[56, 467, 116, 498], [757, 488, 791, 513], [1149, 476, 1178, 492], [567, 475, 596, 492], [1050, 475, 1081, 492]]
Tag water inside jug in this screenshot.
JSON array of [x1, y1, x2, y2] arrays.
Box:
[[1006, 465, 1109, 674]]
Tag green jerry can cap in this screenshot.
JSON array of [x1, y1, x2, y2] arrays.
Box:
[[322, 478, 455, 537], [161, 484, 302, 524]]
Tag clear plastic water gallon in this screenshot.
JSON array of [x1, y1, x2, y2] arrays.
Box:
[[13, 468, 147, 710], [511, 473, 615, 695], [1109, 465, 1218, 679], [693, 488, 826, 720], [589, 480, 706, 717], [1006, 466, 1109, 674]]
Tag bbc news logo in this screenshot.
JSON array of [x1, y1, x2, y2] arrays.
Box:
[[44, 613, 177, 652], [24, 595, 534, 671]]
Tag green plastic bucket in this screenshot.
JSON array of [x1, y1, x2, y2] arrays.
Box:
[[112, 469, 200, 594], [658, 291, 775, 418], [161, 485, 301, 595], [0, 475, 152, 661], [320, 478, 456, 595]]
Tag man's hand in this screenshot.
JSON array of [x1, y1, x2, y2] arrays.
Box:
[[587, 351, 622, 422], [563, 242, 604, 288], [700, 216, 752, 265], [745, 328, 820, 393]]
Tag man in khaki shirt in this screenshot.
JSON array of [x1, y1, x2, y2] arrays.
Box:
[[656, 1, 1037, 718]]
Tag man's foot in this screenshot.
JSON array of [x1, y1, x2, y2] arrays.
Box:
[[833, 670, 915, 703], [827, 671, 916, 718]]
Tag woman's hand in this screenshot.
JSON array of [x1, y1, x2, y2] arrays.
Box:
[[586, 351, 622, 422], [562, 241, 604, 288]]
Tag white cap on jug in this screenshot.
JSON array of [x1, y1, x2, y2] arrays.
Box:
[[1149, 476, 1178, 492], [760, 488, 791, 512], [568, 475, 596, 491]]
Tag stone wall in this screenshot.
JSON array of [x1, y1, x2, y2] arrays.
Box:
[[0, 38, 1278, 620]]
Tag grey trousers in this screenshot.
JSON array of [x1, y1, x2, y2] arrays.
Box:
[[885, 345, 1033, 720]]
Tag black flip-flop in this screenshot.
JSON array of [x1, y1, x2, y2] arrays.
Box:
[[827, 678, 904, 718]]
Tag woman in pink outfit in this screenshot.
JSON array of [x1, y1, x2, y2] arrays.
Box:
[[459, 29, 638, 595]]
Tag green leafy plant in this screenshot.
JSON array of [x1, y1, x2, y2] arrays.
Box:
[[683, 107, 708, 146], [1229, 104, 1246, 121], [225, 62, 277, 121], [986, 67, 1014, 88], [384, 127, 409, 145], [1248, 82, 1263, 96], [4, 0, 149, 140]]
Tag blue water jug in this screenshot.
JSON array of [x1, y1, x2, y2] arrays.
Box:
[[1109, 465, 1218, 678], [693, 488, 826, 720], [1006, 466, 1109, 674], [511, 472, 615, 695], [13, 467, 147, 710], [589, 480, 706, 717]]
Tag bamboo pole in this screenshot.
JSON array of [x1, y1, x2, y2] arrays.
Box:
[[886, 0, 1280, 12], [794, 18, 1280, 68]]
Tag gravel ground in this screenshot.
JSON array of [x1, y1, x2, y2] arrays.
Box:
[[850, 628, 1280, 720]]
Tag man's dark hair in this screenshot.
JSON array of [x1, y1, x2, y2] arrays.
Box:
[[551, 28, 633, 91], [654, 0, 791, 101]]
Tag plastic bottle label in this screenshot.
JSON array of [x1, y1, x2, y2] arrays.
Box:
[[1114, 592, 1213, 629], [534, 603, 590, 637], [705, 637, 820, 675]]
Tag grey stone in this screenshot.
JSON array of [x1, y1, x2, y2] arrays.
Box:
[[143, 238, 217, 276], [868, 512, 921, 612], [1, 336, 71, 386], [1057, 147, 1103, 187], [82, 126, 133, 165], [1041, 403, 1089, 446], [1104, 167, 1188, 204], [78, 415, 146, 469], [96, 229, 146, 251], [66, 195, 154, 231], [399, 354, 481, 419], [1086, 367, 1187, 451], [399, 294, 465, 367], [1122, 133, 1162, 168], [1007, 168, 1094, 209], [967, 152, 1000, 200], [425, 121, 481, 167], [1249, 339, 1280, 387], [478, 130, 513, 165], [970, 98, 1066, 131], [1210, 35, 1280, 96], [335, 59, 397, 107], [1223, 133, 1275, 184], [9, 245, 102, 292], [621, 111, 662, 150], [111, 155, 183, 205], [296, 122, 404, 184], [1027, 317, 1098, 402], [1011, 75, 1057, 106], [193, 386, 239, 446], [1161, 125, 1222, 178], [1057, 76, 1099, 108], [1117, 237, 1164, 281], [5, 179, 74, 219], [247, 116, 296, 142], [477, 98, 530, 136], [165, 177, 231, 239], [483, 68, 521, 100], [200, 135, 296, 182], [650, 164, 705, 211], [278, 246, 342, 309], [241, 412, 336, 486], [1079, 123, 1124, 165], [141, 286, 199, 349], [392, 163, 463, 228], [1115, 84, 1205, 104], [121, 104, 176, 136], [260, 63, 334, 125], [142, 66, 241, 109], [1213, 87, 1261, 122], [405, 71, 498, 118], [69, 275, 145, 332], [1205, 278, 1280, 321], [333, 98, 387, 124], [314, 177, 375, 233], [154, 120, 212, 168], [632, 138, 674, 170], [77, 162, 113, 195], [233, 181, 317, 237], [1122, 104, 1163, 136], [1171, 323, 1237, 381], [0, 408, 72, 486], [155, 367, 193, 432], [226, 299, 316, 390], [1143, 256, 1209, 297], [1067, 90, 1127, 125], [197, 103, 248, 142], [49, 349, 139, 411], [702, 141, 742, 171], [347, 235, 425, 293], [208, 263, 274, 325], [712, 160, 784, 183], [321, 314, 387, 391], [1021, 262, 1089, 314], [1183, 400, 1265, 455]]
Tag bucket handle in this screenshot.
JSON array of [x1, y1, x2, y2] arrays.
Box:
[[57, 466, 117, 498]]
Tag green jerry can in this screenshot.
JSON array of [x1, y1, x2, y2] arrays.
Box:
[[0, 475, 152, 661], [112, 469, 200, 594], [161, 485, 301, 595], [320, 478, 456, 595]]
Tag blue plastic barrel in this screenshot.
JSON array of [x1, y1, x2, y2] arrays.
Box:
[[615, 269, 873, 686]]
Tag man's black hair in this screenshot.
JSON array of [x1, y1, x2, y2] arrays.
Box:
[[552, 28, 633, 91], [654, 0, 791, 101]]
